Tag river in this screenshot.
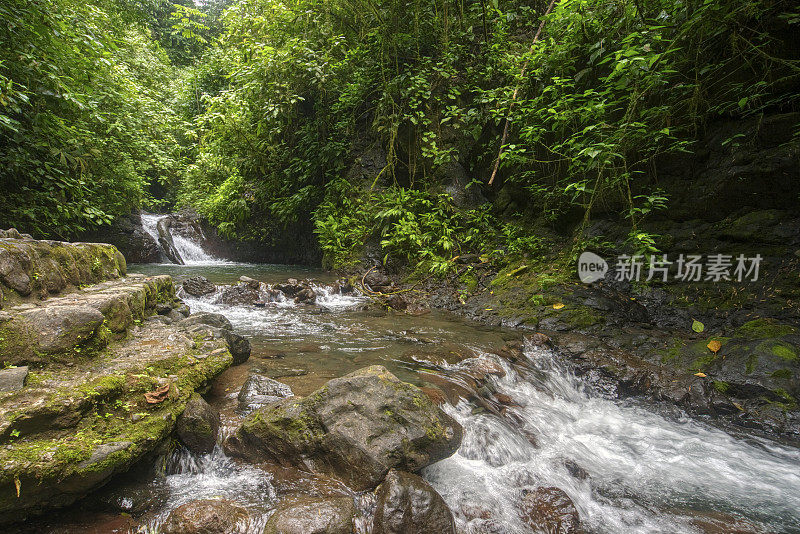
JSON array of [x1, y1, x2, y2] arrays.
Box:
[[22, 229, 800, 533]]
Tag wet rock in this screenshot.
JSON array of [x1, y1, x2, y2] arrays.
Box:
[[182, 276, 216, 297], [373, 469, 456, 534], [176, 394, 220, 454], [156, 217, 184, 265], [274, 279, 303, 297], [239, 275, 261, 289], [364, 270, 391, 289], [160, 498, 250, 534], [226, 366, 462, 490], [155, 303, 173, 315], [174, 302, 191, 317], [294, 287, 316, 305], [237, 375, 293, 410], [519, 487, 581, 534], [0, 366, 28, 392], [220, 283, 260, 305], [461, 357, 506, 380], [563, 459, 589, 481], [526, 332, 553, 348], [222, 329, 251, 365], [178, 312, 233, 331], [264, 496, 355, 534], [93, 476, 169, 514]]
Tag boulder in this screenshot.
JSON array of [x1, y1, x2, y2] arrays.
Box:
[[0, 366, 28, 392], [239, 276, 260, 289], [220, 283, 260, 305], [274, 280, 303, 297], [178, 312, 233, 331], [183, 276, 216, 297], [225, 366, 463, 490], [263, 496, 354, 534], [161, 499, 250, 534], [222, 330, 251, 365], [176, 394, 221, 454], [373, 469, 456, 534], [519, 487, 581, 534], [294, 288, 316, 305], [237, 375, 293, 410]]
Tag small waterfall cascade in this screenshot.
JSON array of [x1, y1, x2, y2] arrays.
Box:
[[139, 212, 230, 265]]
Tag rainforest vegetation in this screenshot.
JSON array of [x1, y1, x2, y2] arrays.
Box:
[[1, 0, 798, 269]]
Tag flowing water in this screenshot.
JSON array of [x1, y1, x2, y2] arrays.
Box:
[[26, 254, 800, 533]]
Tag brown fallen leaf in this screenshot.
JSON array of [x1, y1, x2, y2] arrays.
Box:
[[707, 340, 722, 354], [14, 476, 20, 498], [144, 383, 170, 404]]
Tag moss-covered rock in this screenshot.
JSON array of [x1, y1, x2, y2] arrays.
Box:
[[0, 298, 234, 524], [0, 234, 125, 306], [225, 366, 462, 491]]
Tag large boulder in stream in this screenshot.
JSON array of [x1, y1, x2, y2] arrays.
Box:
[[182, 276, 216, 297], [176, 394, 221, 454], [161, 498, 250, 534], [263, 496, 355, 534], [373, 469, 456, 534], [225, 366, 463, 490], [238, 375, 294, 411]]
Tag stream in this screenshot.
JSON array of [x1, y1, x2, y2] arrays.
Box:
[[28, 221, 800, 533]]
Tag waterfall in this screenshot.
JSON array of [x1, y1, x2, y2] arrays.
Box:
[[139, 212, 230, 265]]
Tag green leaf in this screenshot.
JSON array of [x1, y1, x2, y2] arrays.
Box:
[[691, 320, 705, 333]]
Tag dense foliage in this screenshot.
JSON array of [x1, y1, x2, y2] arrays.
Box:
[[181, 0, 799, 270], [1, 0, 798, 267]]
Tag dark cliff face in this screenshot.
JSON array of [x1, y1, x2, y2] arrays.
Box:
[[79, 212, 164, 264]]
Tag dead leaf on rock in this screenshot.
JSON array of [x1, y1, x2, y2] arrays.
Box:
[[144, 383, 170, 404], [707, 340, 722, 354], [552, 303, 565, 310], [694, 372, 707, 378]]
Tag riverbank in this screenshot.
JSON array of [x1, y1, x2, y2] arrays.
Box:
[[353, 207, 800, 445]]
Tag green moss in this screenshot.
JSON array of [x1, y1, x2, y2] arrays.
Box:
[[770, 342, 798, 361], [771, 369, 793, 380], [735, 319, 797, 339], [712, 380, 730, 393]]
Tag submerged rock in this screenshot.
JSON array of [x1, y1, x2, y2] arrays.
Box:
[[183, 276, 216, 297], [263, 496, 355, 534], [519, 487, 581, 534], [373, 469, 456, 534], [237, 375, 293, 410], [161, 498, 250, 534], [226, 366, 462, 490], [176, 394, 221, 454]]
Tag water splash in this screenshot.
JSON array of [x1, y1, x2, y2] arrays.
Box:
[[139, 212, 232, 265], [423, 346, 800, 533]]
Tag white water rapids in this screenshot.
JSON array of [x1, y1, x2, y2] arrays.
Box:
[[124, 233, 800, 534]]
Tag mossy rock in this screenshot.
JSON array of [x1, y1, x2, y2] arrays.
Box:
[[226, 366, 462, 491]]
